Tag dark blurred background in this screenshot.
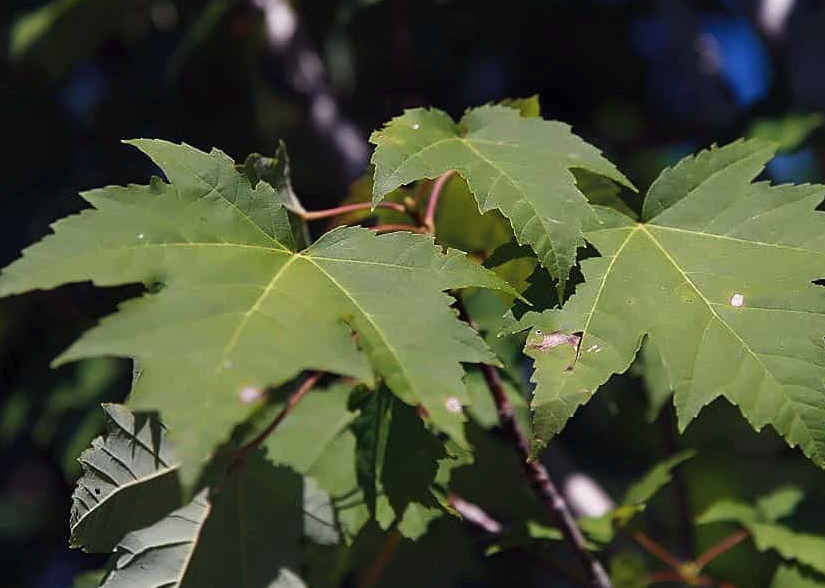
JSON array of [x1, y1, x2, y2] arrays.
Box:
[[1, 0, 825, 586]]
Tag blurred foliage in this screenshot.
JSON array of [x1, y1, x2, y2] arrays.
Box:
[[3, 0, 825, 586]]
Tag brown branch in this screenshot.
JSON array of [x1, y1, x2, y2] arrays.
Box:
[[370, 223, 429, 234], [628, 529, 684, 571], [423, 171, 454, 233], [358, 528, 402, 588], [695, 529, 750, 569], [452, 297, 610, 587], [477, 362, 612, 588], [234, 371, 323, 457], [649, 570, 685, 584], [301, 201, 407, 221]]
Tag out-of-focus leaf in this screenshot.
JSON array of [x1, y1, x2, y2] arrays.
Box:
[[622, 450, 696, 507], [434, 175, 513, 256], [698, 487, 825, 574], [770, 564, 825, 588], [610, 553, 648, 588], [71, 570, 105, 588], [748, 113, 823, 152], [574, 451, 695, 545], [10, 0, 143, 81], [167, 0, 241, 80]]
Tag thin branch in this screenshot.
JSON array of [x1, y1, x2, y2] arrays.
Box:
[[695, 529, 750, 569], [649, 570, 685, 584], [235, 371, 323, 457], [649, 570, 718, 586], [358, 528, 402, 588], [452, 298, 610, 587], [301, 201, 407, 221], [423, 171, 455, 233], [476, 362, 612, 588], [370, 223, 429, 234], [628, 529, 683, 571]]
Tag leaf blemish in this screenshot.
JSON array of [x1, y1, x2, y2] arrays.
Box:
[[730, 293, 745, 307], [444, 396, 463, 414], [527, 329, 581, 352], [239, 386, 263, 404]]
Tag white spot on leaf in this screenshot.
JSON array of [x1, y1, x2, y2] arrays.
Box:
[[137, 233, 145, 240], [730, 293, 745, 307], [239, 386, 263, 404], [412, 123, 420, 130], [586, 344, 600, 353], [444, 396, 463, 414]]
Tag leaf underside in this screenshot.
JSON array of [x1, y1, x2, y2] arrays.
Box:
[[70, 404, 180, 553], [101, 452, 314, 588]]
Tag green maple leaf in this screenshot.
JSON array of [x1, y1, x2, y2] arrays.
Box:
[[370, 104, 634, 292], [0, 140, 516, 483], [510, 139, 825, 464]]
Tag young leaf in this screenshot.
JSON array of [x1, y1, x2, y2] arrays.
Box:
[[698, 487, 825, 574], [621, 450, 696, 508], [70, 404, 181, 553], [574, 451, 694, 545], [99, 452, 313, 588], [0, 140, 516, 483], [370, 105, 634, 291], [512, 139, 825, 465]]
